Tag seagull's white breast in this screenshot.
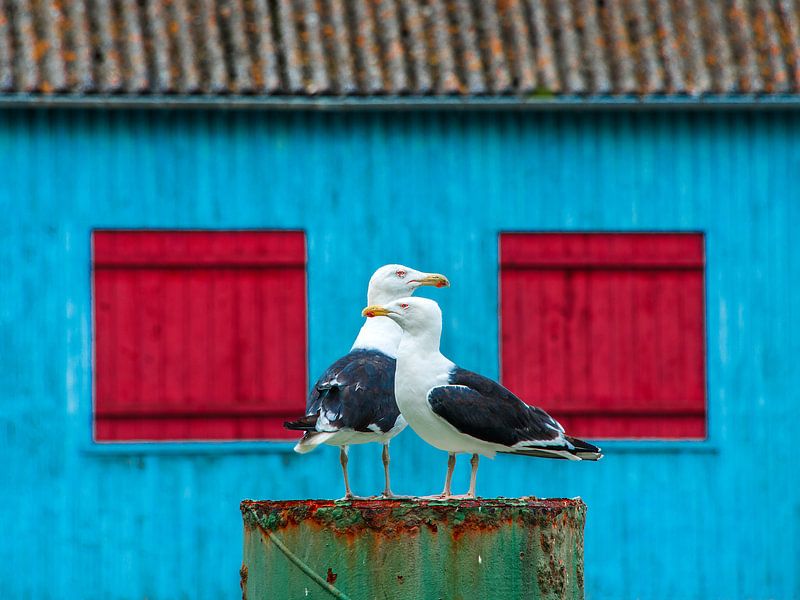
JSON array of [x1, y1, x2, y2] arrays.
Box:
[[394, 341, 497, 455]]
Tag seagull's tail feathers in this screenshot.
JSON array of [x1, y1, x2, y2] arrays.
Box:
[[285, 414, 333, 454], [284, 414, 318, 431], [292, 431, 338, 454], [503, 447, 575, 460], [564, 435, 603, 461], [505, 436, 602, 461]]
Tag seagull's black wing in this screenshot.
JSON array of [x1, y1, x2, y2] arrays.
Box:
[[285, 349, 399, 434], [426, 367, 601, 459]]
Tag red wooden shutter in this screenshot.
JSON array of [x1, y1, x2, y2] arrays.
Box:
[[93, 231, 307, 441], [500, 233, 706, 439]]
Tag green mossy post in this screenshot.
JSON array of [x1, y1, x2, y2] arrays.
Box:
[[240, 498, 585, 600]]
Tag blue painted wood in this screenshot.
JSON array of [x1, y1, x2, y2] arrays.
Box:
[[1, 108, 799, 599]]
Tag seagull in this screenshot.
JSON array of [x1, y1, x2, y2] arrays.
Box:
[[361, 297, 602, 498], [285, 265, 450, 498]]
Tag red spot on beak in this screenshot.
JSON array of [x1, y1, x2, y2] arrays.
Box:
[[365, 311, 375, 318], [436, 282, 447, 288]]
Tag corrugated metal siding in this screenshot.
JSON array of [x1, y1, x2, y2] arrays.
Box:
[[0, 0, 799, 97], [0, 109, 799, 599]]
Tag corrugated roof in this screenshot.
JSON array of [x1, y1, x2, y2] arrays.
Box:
[[0, 0, 799, 100]]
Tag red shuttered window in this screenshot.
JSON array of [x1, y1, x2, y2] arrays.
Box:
[[500, 233, 706, 439], [92, 231, 307, 442]]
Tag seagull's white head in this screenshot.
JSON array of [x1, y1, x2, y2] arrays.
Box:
[[366, 264, 449, 305], [362, 296, 443, 337]]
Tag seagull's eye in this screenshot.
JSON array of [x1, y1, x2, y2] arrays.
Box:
[[396, 270, 406, 278], [400, 303, 409, 309]]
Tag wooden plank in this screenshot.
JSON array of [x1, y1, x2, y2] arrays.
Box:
[[557, 414, 706, 439], [499, 233, 706, 439], [98, 417, 293, 441], [93, 231, 307, 441], [93, 230, 306, 267], [500, 232, 704, 268]]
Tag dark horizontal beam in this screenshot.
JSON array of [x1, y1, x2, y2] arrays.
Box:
[[1, 94, 800, 111], [96, 406, 295, 418], [95, 407, 707, 418], [93, 262, 306, 270], [549, 407, 705, 416], [500, 262, 704, 271]]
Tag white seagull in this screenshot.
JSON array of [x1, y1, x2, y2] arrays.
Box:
[[285, 265, 450, 498], [361, 297, 602, 498]]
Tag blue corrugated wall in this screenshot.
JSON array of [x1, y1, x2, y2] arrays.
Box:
[[1, 108, 798, 599]]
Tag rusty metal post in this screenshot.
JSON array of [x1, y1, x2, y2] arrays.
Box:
[[241, 498, 585, 599]]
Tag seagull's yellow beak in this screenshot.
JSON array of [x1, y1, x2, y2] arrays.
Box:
[[413, 273, 450, 288], [362, 305, 393, 318]]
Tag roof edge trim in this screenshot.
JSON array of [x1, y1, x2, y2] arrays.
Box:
[[2, 94, 800, 111]]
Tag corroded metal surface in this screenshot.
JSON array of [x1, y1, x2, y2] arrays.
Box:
[[0, 0, 799, 97], [241, 498, 585, 599]]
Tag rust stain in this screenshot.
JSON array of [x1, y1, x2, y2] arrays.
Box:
[[239, 564, 248, 600], [241, 497, 585, 541], [326, 567, 337, 584]]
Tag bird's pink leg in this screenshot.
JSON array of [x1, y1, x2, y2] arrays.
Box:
[[380, 443, 393, 498], [441, 452, 456, 497], [467, 453, 479, 498], [339, 445, 353, 500], [450, 454, 480, 499]]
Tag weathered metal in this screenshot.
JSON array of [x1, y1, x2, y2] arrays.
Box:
[[241, 498, 585, 600], [3, 108, 800, 599], [0, 0, 799, 97]]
